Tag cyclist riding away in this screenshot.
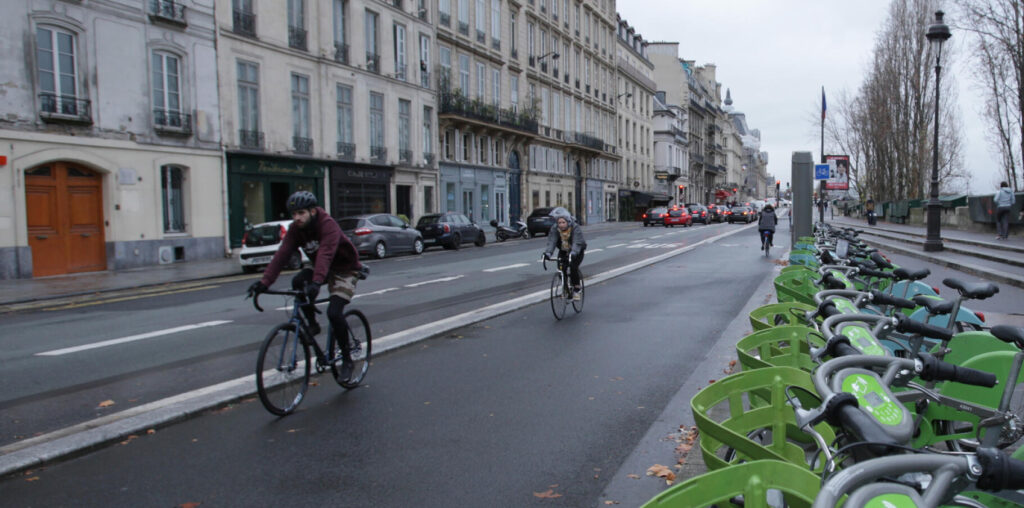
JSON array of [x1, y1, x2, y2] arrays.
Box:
[[758, 203, 777, 250], [542, 207, 587, 301], [247, 190, 364, 381]]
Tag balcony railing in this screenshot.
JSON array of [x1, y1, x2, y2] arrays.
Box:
[[370, 146, 387, 163], [571, 131, 604, 151], [510, 48, 518, 59], [399, 149, 413, 163], [420, 69, 430, 88], [423, 152, 435, 166], [540, 61, 547, 72], [366, 52, 380, 73], [337, 142, 355, 160], [418, 8, 428, 22], [491, 38, 500, 51], [150, 0, 186, 25], [529, 55, 535, 67], [39, 93, 92, 123], [438, 91, 538, 135], [439, 12, 450, 26], [153, 109, 192, 134], [395, 64, 407, 81], [289, 26, 307, 50], [476, 30, 486, 43], [239, 129, 264, 150], [458, 21, 469, 36], [391, 0, 403, 8], [232, 9, 256, 37], [564, 73, 569, 84], [293, 136, 313, 154], [575, 78, 580, 89], [334, 42, 349, 64]]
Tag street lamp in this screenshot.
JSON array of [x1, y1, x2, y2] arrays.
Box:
[[536, 51, 560, 62], [924, 10, 951, 252]]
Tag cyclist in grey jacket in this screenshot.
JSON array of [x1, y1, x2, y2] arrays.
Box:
[[995, 181, 1015, 240], [543, 207, 586, 300], [758, 204, 778, 248]]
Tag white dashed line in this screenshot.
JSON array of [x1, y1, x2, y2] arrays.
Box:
[[606, 244, 626, 248], [36, 321, 233, 356], [483, 263, 530, 273], [405, 275, 465, 288], [587, 248, 603, 253], [354, 287, 399, 298]]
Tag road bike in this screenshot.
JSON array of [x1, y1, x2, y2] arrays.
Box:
[[248, 289, 371, 416], [543, 253, 584, 320], [760, 229, 772, 257]]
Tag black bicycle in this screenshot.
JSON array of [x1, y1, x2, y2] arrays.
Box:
[[249, 290, 371, 416], [543, 253, 584, 320], [761, 229, 773, 257]]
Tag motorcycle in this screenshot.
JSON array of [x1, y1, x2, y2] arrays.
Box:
[[489, 219, 529, 242]]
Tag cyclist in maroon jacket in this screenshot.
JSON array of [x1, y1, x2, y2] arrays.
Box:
[[247, 191, 364, 380]]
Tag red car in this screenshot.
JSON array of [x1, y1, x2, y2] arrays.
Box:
[[663, 207, 693, 227]]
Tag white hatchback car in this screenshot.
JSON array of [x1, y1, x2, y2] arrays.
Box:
[[239, 220, 309, 273]]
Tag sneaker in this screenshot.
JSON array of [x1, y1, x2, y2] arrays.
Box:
[[338, 361, 354, 382], [572, 288, 582, 301]]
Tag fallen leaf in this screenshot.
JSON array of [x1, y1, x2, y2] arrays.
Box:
[[424, 401, 431, 405], [286, 429, 300, 433], [549, 484, 559, 488], [708, 379, 716, 384], [146, 429, 156, 435], [98, 400, 115, 408], [191, 438, 198, 443], [627, 474, 641, 480], [177, 503, 201, 508], [533, 489, 562, 499], [119, 435, 138, 446], [728, 360, 737, 367], [605, 501, 620, 505], [646, 464, 676, 483], [25, 476, 40, 482]]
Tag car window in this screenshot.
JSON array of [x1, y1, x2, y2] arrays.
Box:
[[530, 208, 553, 218], [370, 215, 390, 227], [245, 224, 283, 247], [456, 214, 470, 224], [388, 215, 407, 227], [338, 218, 362, 230]]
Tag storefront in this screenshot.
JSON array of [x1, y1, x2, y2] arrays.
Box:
[[439, 164, 508, 224], [329, 164, 393, 219], [526, 173, 577, 217], [392, 167, 438, 225], [585, 178, 606, 225], [227, 153, 326, 248], [604, 183, 618, 222]]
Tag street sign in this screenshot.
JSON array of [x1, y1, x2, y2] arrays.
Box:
[[814, 164, 830, 180]]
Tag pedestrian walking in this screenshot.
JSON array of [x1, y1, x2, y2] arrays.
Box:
[[865, 198, 876, 225], [994, 181, 1015, 240]]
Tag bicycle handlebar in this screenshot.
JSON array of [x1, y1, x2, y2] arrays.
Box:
[[977, 448, 1024, 491], [917, 353, 998, 387], [895, 313, 953, 342], [869, 289, 916, 310], [248, 289, 326, 313]]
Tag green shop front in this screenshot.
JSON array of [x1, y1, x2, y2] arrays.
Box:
[[227, 153, 326, 248]]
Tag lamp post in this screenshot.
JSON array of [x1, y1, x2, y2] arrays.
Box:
[[924, 10, 951, 252]]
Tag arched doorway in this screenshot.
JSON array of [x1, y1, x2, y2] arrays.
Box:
[[507, 150, 521, 221], [25, 163, 106, 276]]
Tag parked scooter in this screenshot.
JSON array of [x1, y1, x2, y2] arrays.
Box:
[[490, 219, 529, 242]]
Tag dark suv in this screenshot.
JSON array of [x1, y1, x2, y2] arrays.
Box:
[[526, 207, 557, 237], [688, 205, 710, 225], [416, 213, 486, 250], [642, 207, 668, 227]]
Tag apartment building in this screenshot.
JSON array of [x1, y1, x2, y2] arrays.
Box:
[[614, 14, 656, 220], [0, 0, 223, 278], [217, 0, 437, 247], [652, 91, 689, 206]]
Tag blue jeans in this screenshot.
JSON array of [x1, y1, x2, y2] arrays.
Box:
[[759, 229, 774, 247], [996, 207, 1011, 238]]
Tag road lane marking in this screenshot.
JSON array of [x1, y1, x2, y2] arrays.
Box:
[[587, 248, 603, 253], [627, 243, 649, 249], [483, 263, 530, 273], [354, 287, 400, 298], [606, 244, 626, 248], [35, 320, 233, 356], [650, 234, 665, 238], [405, 275, 464, 288], [42, 285, 220, 311]]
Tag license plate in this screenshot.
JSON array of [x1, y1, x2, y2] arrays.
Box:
[[252, 256, 272, 264]]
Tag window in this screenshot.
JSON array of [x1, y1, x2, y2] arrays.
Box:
[[232, 0, 256, 36], [36, 26, 80, 115], [552, 91, 559, 130], [287, 0, 307, 50], [419, 34, 430, 88], [161, 165, 186, 233], [333, 0, 347, 62], [462, 132, 471, 161], [393, 23, 406, 81], [541, 87, 549, 125], [336, 84, 353, 148], [443, 129, 454, 159], [491, 67, 500, 105], [423, 106, 433, 159], [458, 0, 469, 31], [365, 10, 379, 72], [424, 185, 434, 213], [475, 61, 485, 99], [458, 54, 470, 93], [440, 0, 451, 22], [369, 91, 384, 150], [510, 14, 516, 54], [478, 135, 488, 164], [399, 99, 411, 162], [527, 22, 535, 59], [447, 182, 457, 212], [439, 45, 452, 89], [237, 60, 260, 145], [490, 0, 500, 44], [510, 75, 518, 110], [475, 0, 486, 36], [152, 51, 182, 127], [291, 73, 311, 151]]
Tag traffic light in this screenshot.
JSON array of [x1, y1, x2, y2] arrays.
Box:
[[733, 187, 738, 193], [678, 184, 685, 190], [776, 180, 781, 186]]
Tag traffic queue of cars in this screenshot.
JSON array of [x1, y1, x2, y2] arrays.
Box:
[[640, 201, 768, 230]]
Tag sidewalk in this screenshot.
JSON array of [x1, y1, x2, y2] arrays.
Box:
[[0, 219, 636, 309], [827, 216, 1024, 290]]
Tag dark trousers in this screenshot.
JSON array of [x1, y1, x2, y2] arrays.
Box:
[[292, 269, 351, 358], [997, 206, 1011, 238], [558, 249, 584, 287], [759, 229, 774, 246]]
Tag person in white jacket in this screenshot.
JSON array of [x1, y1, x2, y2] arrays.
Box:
[[994, 181, 1015, 240]]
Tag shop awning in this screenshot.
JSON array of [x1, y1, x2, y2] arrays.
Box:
[[715, 189, 733, 199]]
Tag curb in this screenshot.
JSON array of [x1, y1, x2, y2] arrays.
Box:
[[853, 230, 1024, 269], [856, 237, 1024, 291], [831, 220, 1024, 255], [0, 224, 755, 479]]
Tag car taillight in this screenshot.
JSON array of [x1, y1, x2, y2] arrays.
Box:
[[280, 225, 287, 240], [701, 212, 706, 216], [975, 311, 986, 323], [443, 224, 450, 233], [354, 227, 372, 236], [661, 213, 668, 218], [242, 232, 249, 245], [642, 214, 647, 218]]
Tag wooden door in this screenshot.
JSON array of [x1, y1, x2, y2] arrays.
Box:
[[25, 163, 105, 276]]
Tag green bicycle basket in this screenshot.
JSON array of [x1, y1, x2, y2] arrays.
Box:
[[735, 325, 824, 373], [748, 302, 817, 332], [773, 270, 820, 306], [641, 460, 820, 508]]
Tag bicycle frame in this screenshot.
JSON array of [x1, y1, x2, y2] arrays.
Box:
[[253, 291, 339, 372]]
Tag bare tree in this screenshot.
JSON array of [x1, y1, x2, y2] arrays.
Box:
[[955, 0, 1023, 191]]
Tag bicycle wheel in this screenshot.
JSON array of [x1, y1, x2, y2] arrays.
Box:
[[331, 309, 372, 389], [550, 272, 567, 320], [256, 323, 310, 416], [572, 274, 585, 313]]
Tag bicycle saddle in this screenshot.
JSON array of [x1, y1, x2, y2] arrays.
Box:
[[943, 278, 999, 300], [893, 267, 930, 281], [912, 295, 955, 315], [870, 252, 893, 269], [990, 325, 1024, 350]]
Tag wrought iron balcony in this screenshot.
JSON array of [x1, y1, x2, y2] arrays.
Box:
[[491, 38, 500, 51], [288, 26, 307, 50], [337, 142, 355, 160], [391, 0, 403, 8], [418, 9, 428, 22], [153, 109, 192, 134], [540, 61, 548, 72], [420, 69, 430, 88], [458, 21, 469, 36], [232, 9, 256, 37], [439, 12, 450, 26], [239, 129, 264, 150], [370, 146, 387, 163], [293, 136, 313, 154], [529, 55, 535, 67], [572, 131, 605, 151], [334, 42, 349, 64], [150, 0, 186, 25], [399, 149, 413, 163], [564, 73, 569, 84], [575, 78, 580, 89], [510, 48, 518, 59], [423, 152, 435, 166], [366, 52, 380, 73], [395, 64, 407, 81], [438, 90, 538, 135], [38, 93, 92, 123], [476, 30, 486, 43]]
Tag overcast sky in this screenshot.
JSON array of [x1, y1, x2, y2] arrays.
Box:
[[616, 0, 1001, 194]]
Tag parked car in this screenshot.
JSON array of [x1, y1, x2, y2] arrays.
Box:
[[728, 206, 756, 223], [338, 213, 424, 259], [706, 204, 727, 223], [688, 205, 710, 225], [239, 220, 309, 273], [526, 207, 557, 237], [416, 213, 487, 250], [642, 207, 668, 227], [663, 207, 693, 227]]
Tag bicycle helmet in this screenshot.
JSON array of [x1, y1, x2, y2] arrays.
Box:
[[763, 204, 774, 212], [549, 206, 572, 222], [286, 190, 318, 214]]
